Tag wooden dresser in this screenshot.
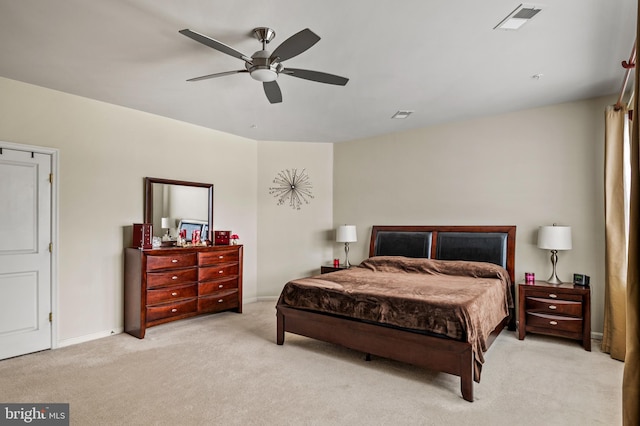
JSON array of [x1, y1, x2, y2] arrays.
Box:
[[517, 281, 590, 351], [124, 245, 243, 338]]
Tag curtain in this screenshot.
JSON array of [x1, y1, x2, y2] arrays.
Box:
[[623, 4, 640, 423], [602, 106, 629, 361]]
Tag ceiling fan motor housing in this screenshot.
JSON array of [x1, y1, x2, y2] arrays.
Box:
[[247, 50, 278, 82]]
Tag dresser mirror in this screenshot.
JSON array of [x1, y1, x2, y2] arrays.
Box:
[[144, 177, 213, 242]]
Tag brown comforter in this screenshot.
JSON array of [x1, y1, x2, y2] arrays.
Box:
[[277, 256, 513, 380]]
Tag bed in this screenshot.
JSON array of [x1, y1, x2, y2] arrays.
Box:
[[276, 225, 516, 402]]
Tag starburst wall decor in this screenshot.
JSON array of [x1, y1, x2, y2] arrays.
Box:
[[269, 168, 314, 210]]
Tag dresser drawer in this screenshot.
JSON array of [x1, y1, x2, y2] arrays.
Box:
[[526, 312, 583, 333], [199, 249, 239, 266], [146, 253, 197, 271], [199, 277, 238, 296], [199, 263, 239, 281], [146, 299, 197, 323], [198, 290, 239, 313], [525, 297, 582, 316], [147, 283, 197, 305], [147, 267, 198, 289]]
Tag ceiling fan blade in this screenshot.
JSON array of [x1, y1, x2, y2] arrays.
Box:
[[186, 70, 248, 82], [269, 28, 320, 62], [263, 81, 282, 104], [179, 29, 252, 63], [282, 68, 349, 86]]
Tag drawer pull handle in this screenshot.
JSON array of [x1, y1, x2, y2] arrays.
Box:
[[171, 308, 178, 313], [218, 284, 224, 288], [172, 276, 178, 280], [549, 320, 558, 326], [548, 294, 557, 299], [171, 259, 178, 263], [218, 270, 224, 274], [218, 255, 224, 259], [549, 305, 557, 310], [171, 292, 178, 296], [218, 299, 224, 303]]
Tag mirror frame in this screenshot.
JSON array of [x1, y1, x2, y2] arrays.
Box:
[[144, 177, 214, 242]]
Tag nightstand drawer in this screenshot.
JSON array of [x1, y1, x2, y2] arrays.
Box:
[[525, 297, 582, 316], [526, 312, 583, 333], [522, 288, 582, 302]]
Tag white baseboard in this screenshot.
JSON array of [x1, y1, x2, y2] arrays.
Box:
[[256, 296, 279, 302], [591, 331, 603, 340], [56, 299, 276, 348], [57, 327, 123, 348]]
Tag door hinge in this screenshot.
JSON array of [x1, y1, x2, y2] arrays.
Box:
[[49, 312, 52, 323], [49, 242, 53, 253], [49, 173, 53, 184]]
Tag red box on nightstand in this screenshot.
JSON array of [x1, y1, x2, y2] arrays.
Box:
[[214, 230, 230, 245]]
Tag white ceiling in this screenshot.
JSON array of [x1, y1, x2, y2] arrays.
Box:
[[0, 1, 635, 143]]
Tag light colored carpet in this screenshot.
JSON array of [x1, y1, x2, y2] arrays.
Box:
[[0, 301, 622, 425]]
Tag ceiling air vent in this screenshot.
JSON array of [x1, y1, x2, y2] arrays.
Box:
[[494, 4, 542, 30], [391, 110, 413, 119]]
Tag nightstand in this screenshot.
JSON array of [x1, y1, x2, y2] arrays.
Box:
[[320, 264, 348, 274], [518, 281, 591, 351]]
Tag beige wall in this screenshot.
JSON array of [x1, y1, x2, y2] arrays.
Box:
[[0, 76, 334, 346], [334, 97, 609, 334], [0, 77, 264, 344], [0, 74, 612, 345], [257, 141, 333, 298]]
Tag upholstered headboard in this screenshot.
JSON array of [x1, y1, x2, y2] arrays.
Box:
[[369, 225, 516, 282]]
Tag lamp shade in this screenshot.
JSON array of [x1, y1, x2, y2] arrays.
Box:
[[336, 225, 357, 243], [161, 217, 171, 229], [537, 225, 572, 250]]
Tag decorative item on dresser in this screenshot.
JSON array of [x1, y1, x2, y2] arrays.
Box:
[[124, 245, 243, 339], [518, 281, 591, 351]]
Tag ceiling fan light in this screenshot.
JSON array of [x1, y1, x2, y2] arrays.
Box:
[[251, 68, 278, 82]]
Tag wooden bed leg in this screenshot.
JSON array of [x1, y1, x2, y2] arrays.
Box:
[[276, 308, 285, 345], [461, 351, 474, 402], [461, 375, 473, 402]]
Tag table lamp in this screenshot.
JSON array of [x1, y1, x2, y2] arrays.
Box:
[[537, 224, 572, 284], [336, 225, 357, 267], [161, 217, 171, 240]]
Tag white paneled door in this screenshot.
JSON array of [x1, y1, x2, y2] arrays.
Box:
[[0, 147, 52, 360]]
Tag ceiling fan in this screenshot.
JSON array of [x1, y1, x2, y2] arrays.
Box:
[[179, 27, 349, 104]]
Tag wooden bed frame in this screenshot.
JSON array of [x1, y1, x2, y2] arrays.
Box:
[[276, 225, 516, 402]]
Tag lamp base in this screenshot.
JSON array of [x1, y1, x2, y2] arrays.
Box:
[[546, 249, 563, 284], [546, 274, 563, 284], [344, 242, 351, 268]]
